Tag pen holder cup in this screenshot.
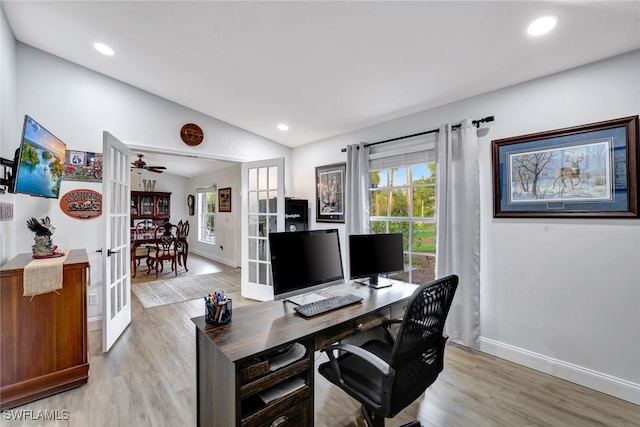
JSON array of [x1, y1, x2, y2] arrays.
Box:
[[205, 298, 232, 325]]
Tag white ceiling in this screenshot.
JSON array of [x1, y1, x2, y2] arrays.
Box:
[[3, 1, 640, 176]]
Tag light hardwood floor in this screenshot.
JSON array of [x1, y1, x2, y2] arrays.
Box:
[[3, 254, 639, 426]]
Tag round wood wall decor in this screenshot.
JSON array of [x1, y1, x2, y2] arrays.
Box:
[[60, 189, 102, 219], [180, 123, 204, 146]]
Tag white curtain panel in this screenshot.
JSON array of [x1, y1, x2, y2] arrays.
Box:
[[345, 143, 371, 236], [345, 143, 370, 280], [435, 119, 481, 348]]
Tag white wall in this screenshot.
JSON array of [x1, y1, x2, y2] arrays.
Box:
[[10, 42, 291, 322], [0, 6, 17, 265], [188, 164, 241, 268], [291, 50, 640, 404]]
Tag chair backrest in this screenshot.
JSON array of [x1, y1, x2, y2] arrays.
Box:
[[153, 225, 177, 255], [134, 222, 155, 241], [386, 274, 458, 416], [177, 220, 190, 239]]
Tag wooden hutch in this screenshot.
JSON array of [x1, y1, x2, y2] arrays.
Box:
[[130, 191, 171, 226]]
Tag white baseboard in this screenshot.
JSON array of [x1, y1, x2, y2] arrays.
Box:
[[88, 316, 102, 331], [479, 337, 640, 405], [189, 248, 237, 268]]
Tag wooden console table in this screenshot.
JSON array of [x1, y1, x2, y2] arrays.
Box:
[[192, 280, 416, 427], [0, 249, 90, 410]]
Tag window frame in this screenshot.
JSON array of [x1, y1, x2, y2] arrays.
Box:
[[197, 187, 217, 244]]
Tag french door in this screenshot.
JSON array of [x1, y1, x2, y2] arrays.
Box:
[[101, 132, 131, 352], [241, 158, 285, 301]]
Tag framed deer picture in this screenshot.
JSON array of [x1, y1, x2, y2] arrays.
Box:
[[492, 115, 639, 218]]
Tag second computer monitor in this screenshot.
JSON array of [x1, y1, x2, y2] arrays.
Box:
[[349, 233, 404, 288]]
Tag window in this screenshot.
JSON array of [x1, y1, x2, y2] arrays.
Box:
[[198, 189, 216, 244], [368, 134, 437, 284]]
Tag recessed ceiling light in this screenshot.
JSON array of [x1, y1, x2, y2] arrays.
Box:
[[527, 16, 557, 36], [277, 124, 289, 131], [94, 42, 115, 56]]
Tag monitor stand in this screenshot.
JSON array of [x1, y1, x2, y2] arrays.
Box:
[[354, 276, 393, 289]]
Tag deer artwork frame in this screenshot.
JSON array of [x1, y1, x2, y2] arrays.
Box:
[[492, 115, 639, 218]]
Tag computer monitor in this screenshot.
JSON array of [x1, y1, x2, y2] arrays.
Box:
[[349, 233, 405, 288], [269, 229, 345, 302]]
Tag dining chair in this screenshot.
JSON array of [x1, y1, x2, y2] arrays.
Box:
[[147, 225, 178, 278], [131, 222, 154, 278], [176, 220, 190, 271]]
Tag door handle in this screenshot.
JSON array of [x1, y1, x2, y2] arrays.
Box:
[[107, 248, 120, 256]]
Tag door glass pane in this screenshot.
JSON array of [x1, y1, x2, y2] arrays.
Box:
[[249, 238, 257, 260], [248, 215, 258, 236], [258, 217, 267, 237], [268, 166, 277, 189], [110, 286, 116, 319], [258, 263, 268, 285], [249, 168, 257, 191], [249, 261, 257, 283], [268, 193, 277, 212], [248, 191, 258, 213], [258, 167, 267, 189], [258, 192, 268, 213], [258, 239, 267, 261]]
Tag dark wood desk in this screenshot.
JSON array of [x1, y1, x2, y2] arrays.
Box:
[[192, 280, 417, 427]]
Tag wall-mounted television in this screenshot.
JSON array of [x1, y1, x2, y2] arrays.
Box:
[[13, 115, 66, 198], [349, 233, 405, 288]]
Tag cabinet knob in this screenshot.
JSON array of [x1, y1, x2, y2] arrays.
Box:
[[357, 323, 364, 331], [271, 415, 288, 427]]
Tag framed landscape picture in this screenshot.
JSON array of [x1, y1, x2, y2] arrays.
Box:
[[316, 162, 346, 223], [492, 116, 638, 218]]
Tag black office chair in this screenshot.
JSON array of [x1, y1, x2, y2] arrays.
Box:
[[318, 275, 459, 427]]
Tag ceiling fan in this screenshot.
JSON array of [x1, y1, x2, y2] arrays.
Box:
[[131, 154, 166, 173]]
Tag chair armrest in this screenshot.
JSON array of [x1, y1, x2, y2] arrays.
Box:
[[324, 343, 395, 376]]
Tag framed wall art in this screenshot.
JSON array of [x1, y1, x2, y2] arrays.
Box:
[[492, 115, 638, 218], [62, 150, 102, 182], [316, 162, 346, 223], [218, 187, 231, 212]]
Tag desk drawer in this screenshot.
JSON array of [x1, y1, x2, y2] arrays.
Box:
[[315, 309, 390, 350], [257, 400, 310, 427]]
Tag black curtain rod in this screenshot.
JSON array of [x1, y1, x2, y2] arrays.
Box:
[[341, 115, 495, 152]]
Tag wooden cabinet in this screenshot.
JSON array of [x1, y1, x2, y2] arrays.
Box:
[[0, 249, 90, 410], [131, 191, 171, 225]]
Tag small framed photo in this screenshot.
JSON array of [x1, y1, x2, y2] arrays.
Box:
[[316, 162, 346, 223], [492, 115, 638, 218], [218, 187, 232, 212]]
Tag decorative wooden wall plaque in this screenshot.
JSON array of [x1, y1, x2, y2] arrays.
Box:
[[60, 189, 102, 219]]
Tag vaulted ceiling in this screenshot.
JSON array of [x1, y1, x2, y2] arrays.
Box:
[[3, 1, 640, 176]]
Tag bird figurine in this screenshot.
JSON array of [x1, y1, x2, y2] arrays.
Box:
[[26, 216, 61, 258]]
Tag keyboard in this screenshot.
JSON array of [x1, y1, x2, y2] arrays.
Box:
[[294, 294, 364, 318]]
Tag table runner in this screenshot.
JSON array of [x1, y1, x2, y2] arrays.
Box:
[[23, 250, 70, 297]]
